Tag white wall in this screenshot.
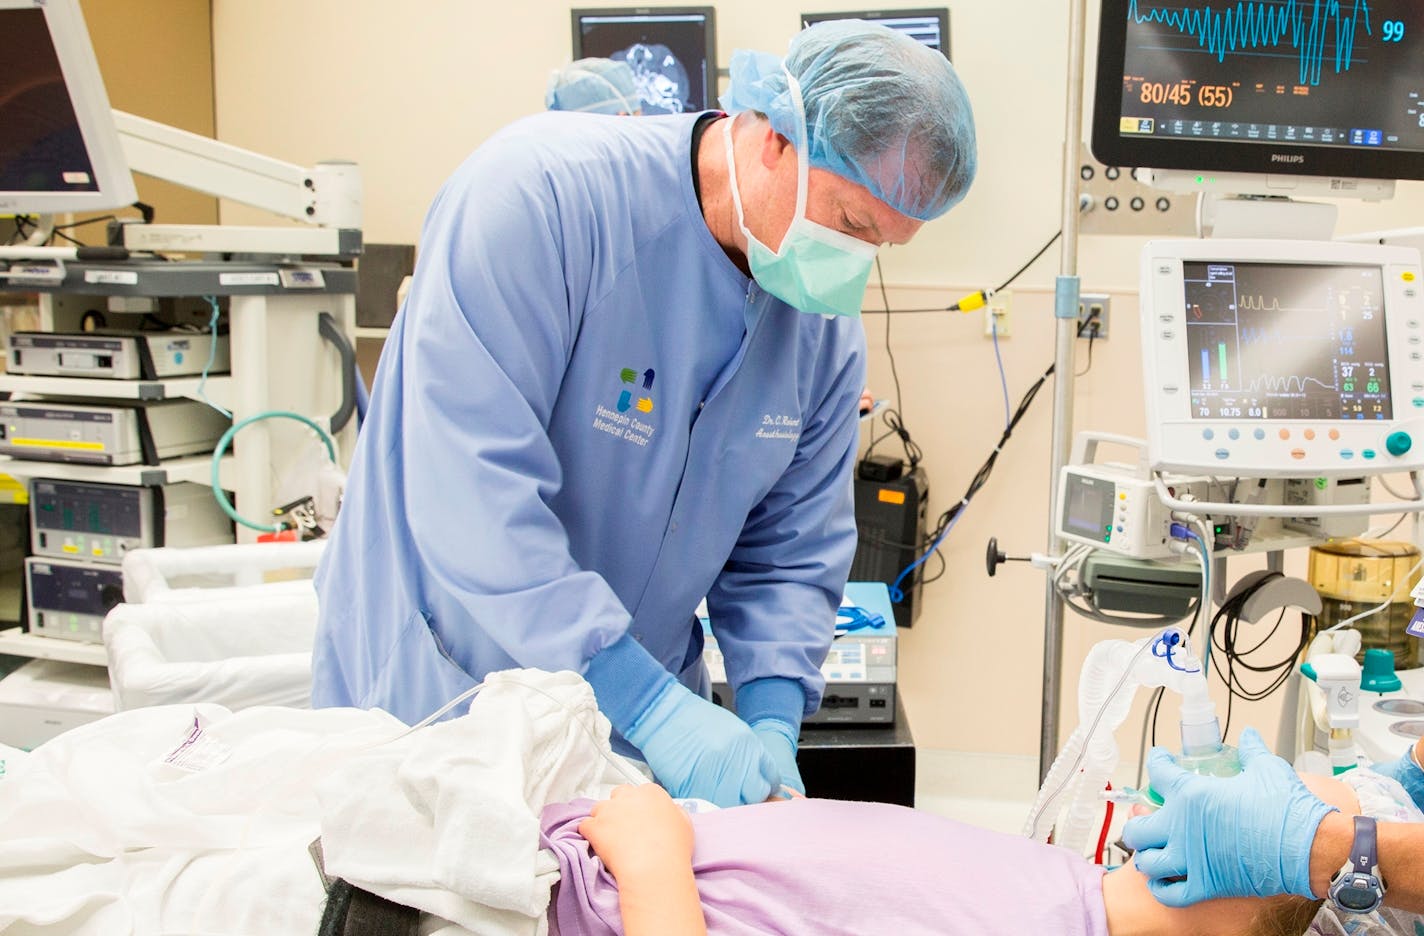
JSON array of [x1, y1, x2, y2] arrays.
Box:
[[208, 1, 1424, 765]]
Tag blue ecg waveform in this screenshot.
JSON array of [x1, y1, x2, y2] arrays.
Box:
[[1128, 0, 1373, 86]]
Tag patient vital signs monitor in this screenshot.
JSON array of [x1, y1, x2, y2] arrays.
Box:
[[1091, 0, 1424, 185], [1141, 240, 1424, 476]]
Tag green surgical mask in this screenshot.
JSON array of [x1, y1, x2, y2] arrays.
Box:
[[722, 69, 877, 318]]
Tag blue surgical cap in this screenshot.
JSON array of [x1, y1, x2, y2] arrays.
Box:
[[546, 58, 640, 115], [720, 21, 977, 221]]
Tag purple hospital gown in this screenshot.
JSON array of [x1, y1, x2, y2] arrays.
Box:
[[540, 797, 1109, 936]]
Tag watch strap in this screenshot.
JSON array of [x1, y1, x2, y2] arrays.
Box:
[[1349, 815, 1379, 877]]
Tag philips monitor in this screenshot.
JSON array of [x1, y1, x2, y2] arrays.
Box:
[[0, 0, 135, 215], [571, 7, 717, 115], [1140, 238, 1424, 477], [1091, 0, 1424, 185], [799, 9, 951, 59]]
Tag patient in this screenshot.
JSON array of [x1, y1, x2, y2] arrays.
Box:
[[540, 773, 1382, 936]]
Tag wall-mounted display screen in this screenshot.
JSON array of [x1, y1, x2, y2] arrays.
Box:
[[1092, 0, 1424, 180], [571, 7, 717, 115], [800, 8, 950, 59]]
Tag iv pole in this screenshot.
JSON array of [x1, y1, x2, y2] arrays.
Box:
[[1040, 0, 1089, 783]]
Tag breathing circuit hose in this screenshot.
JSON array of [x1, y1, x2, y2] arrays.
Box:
[[1023, 627, 1216, 853]]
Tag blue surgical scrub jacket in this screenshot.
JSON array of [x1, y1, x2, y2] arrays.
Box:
[[312, 112, 866, 727]]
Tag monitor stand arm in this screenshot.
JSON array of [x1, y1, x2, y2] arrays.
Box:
[[1198, 193, 1339, 241], [109, 109, 362, 259]]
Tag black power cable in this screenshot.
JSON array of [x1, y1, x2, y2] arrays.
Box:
[[865, 256, 922, 469], [1075, 312, 1101, 377], [1208, 574, 1310, 739], [922, 312, 1099, 548], [860, 230, 1063, 315], [864, 229, 1076, 593]]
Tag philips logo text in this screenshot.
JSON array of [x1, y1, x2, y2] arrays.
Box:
[[1270, 154, 1306, 164]]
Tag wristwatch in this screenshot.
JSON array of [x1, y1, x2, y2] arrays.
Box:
[[1328, 816, 1386, 915]]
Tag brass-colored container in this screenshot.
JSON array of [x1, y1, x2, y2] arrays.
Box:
[[1308, 539, 1422, 670]]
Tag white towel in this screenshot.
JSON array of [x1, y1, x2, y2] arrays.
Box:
[[317, 669, 639, 934], [0, 670, 641, 936]]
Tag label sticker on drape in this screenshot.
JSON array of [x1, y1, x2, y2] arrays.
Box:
[[162, 712, 232, 772]]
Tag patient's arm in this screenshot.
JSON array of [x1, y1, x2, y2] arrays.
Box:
[[578, 784, 708, 936]]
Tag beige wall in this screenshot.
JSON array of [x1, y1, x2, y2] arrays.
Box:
[[210, 2, 1424, 763], [81, 0, 217, 233]]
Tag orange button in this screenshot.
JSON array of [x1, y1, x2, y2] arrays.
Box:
[[1279, 429, 1291, 440], [1291, 448, 1306, 459], [1304, 429, 1316, 440], [1329, 429, 1340, 440]]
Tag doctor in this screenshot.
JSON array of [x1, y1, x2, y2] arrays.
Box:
[[312, 21, 977, 807]]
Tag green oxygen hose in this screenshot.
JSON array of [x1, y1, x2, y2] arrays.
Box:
[[211, 410, 337, 533]]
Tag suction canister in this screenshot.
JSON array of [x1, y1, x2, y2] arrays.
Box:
[[1308, 540, 1421, 671]]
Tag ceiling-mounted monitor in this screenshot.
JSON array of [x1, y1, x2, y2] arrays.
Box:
[[1091, 0, 1424, 185], [0, 0, 136, 216], [799, 9, 951, 60], [571, 7, 717, 115]]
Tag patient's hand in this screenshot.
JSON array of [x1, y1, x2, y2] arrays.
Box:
[[581, 784, 708, 936], [579, 784, 694, 882]]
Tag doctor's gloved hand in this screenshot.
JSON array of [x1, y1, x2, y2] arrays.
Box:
[[750, 717, 805, 796], [1121, 727, 1336, 907], [625, 680, 779, 807]]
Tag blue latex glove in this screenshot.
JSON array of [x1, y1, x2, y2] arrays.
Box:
[[1369, 743, 1424, 812], [751, 717, 805, 795], [737, 676, 807, 796], [625, 679, 779, 807], [1122, 727, 1336, 906]]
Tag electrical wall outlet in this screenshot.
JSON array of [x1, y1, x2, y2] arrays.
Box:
[[1077, 293, 1110, 340], [984, 290, 1011, 338]]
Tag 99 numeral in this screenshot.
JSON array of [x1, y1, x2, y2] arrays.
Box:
[[1382, 19, 1406, 41]]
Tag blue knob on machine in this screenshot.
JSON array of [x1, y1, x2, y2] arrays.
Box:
[[1386, 431, 1413, 457]]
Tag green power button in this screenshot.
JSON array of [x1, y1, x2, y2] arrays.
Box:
[[1387, 431, 1413, 457]]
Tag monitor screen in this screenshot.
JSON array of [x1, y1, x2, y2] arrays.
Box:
[[1091, 0, 1424, 180], [1183, 260, 1391, 421], [1061, 473, 1116, 543], [571, 7, 717, 115], [0, 0, 134, 215], [800, 9, 950, 59]]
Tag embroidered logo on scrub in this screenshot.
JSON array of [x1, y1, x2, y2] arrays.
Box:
[[592, 366, 657, 448], [757, 412, 801, 442], [617, 367, 655, 414]]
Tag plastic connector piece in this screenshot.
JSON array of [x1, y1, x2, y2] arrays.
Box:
[[1169, 522, 1192, 540], [954, 289, 991, 312]]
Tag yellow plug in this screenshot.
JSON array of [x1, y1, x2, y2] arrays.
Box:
[[955, 289, 991, 313]]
